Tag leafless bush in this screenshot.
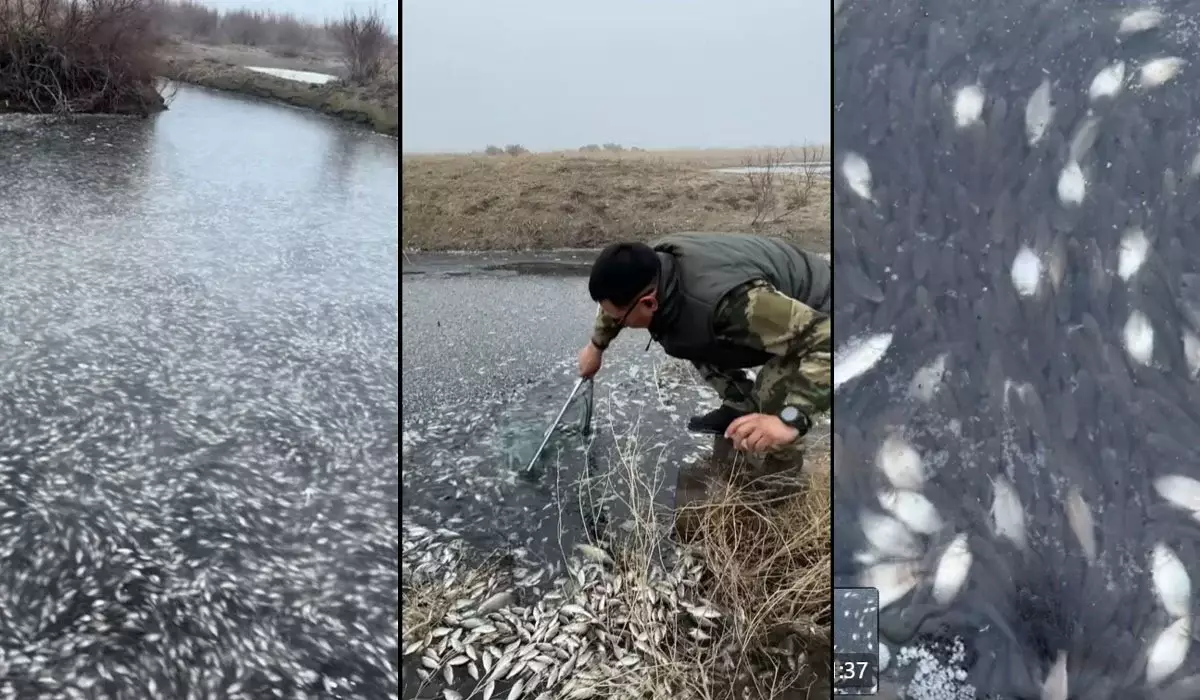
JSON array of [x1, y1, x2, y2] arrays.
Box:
[[151, 1, 327, 54], [220, 9, 291, 47], [150, 0, 217, 40], [484, 145, 503, 156], [326, 7, 389, 84], [504, 144, 528, 156], [744, 149, 782, 227], [785, 145, 823, 210], [270, 12, 317, 50], [745, 146, 824, 229], [0, 0, 167, 115]]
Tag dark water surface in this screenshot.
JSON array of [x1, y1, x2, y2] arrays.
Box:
[[835, 2, 1200, 699], [0, 86, 398, 699]]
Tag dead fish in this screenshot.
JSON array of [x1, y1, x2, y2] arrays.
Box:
[[874, 434, 925, 491], [1153, 543, 1192, 619], [1065, 487, 1097, 563], [990, 475, 1027, 549], [1041, 651, 1068, 700], [859, 560, 921, 609], [878, 489, 943, 535], [479, 591, 514, 614], [860, 510, 922, 559], [1148, 616, 1193, 686], [932, 533, 972, 605], [1154, 475, 1200, 514], [835, 332, 894, 389], [575, 543, 613, 566]]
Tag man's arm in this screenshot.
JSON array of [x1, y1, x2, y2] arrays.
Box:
[[589, 305, 622, 350], [713, 280, 832, 418]]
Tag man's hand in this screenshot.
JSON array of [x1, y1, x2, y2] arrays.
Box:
[[724, 413, 799, 453], [578, 342, 604, 378]]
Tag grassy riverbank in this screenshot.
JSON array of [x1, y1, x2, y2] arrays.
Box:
[[158, 40, 397, 136], [402, 147, 831, 252]]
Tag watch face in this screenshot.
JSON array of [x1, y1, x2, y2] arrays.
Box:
[[780, 406, 800, 423]]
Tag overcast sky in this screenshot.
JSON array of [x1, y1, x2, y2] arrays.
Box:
[[196, 0, 397, 31], [401, 0, 830, 153]]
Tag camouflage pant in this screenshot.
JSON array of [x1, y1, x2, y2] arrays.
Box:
[[692, 360, 809, 480]]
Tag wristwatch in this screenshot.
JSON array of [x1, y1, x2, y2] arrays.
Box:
[[779, 406, 812, 436]]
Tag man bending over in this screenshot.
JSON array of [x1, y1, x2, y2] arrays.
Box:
[[577, 232, 831, 472]]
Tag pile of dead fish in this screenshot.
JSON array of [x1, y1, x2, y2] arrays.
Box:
[[402, 523, 811, 700]]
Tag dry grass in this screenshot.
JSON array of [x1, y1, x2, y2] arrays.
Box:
[[429, 145, 829, 169], [159, 36, 342, 73], [593, 453, 832, 700], [402, 147, 831, 252], [400, 406, 832, 700], [679, 458, 832, 647], [402, 552, 504, 646]]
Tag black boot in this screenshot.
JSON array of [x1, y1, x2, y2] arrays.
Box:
[[686, 405, 748, 434]]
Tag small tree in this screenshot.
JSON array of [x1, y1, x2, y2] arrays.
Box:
[[484, 145, 503, 155], [504, 144, 528, 156], [326, 7, 390, 84], [745, 146, 822, 229]]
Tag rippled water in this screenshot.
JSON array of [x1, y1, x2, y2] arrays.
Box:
[[0, 86, 398, 698]]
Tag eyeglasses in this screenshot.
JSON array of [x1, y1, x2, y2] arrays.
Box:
[[616, 299, 641, 327], [614, 285, 656, 327]]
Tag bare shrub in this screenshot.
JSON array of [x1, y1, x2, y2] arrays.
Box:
[[745, 146, 824, 229], [0, 0, 167, 115], [326, 7, 389, 84], [504, 144, 528, 156], [219, 9, 263, 45], [151, 0, 218, 41], [785, 144, 823, 211], [151, 1, 326, 54], [744, 149, 782, 228], [270, 12, 318, 50], [483, 145, 503, 156]]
